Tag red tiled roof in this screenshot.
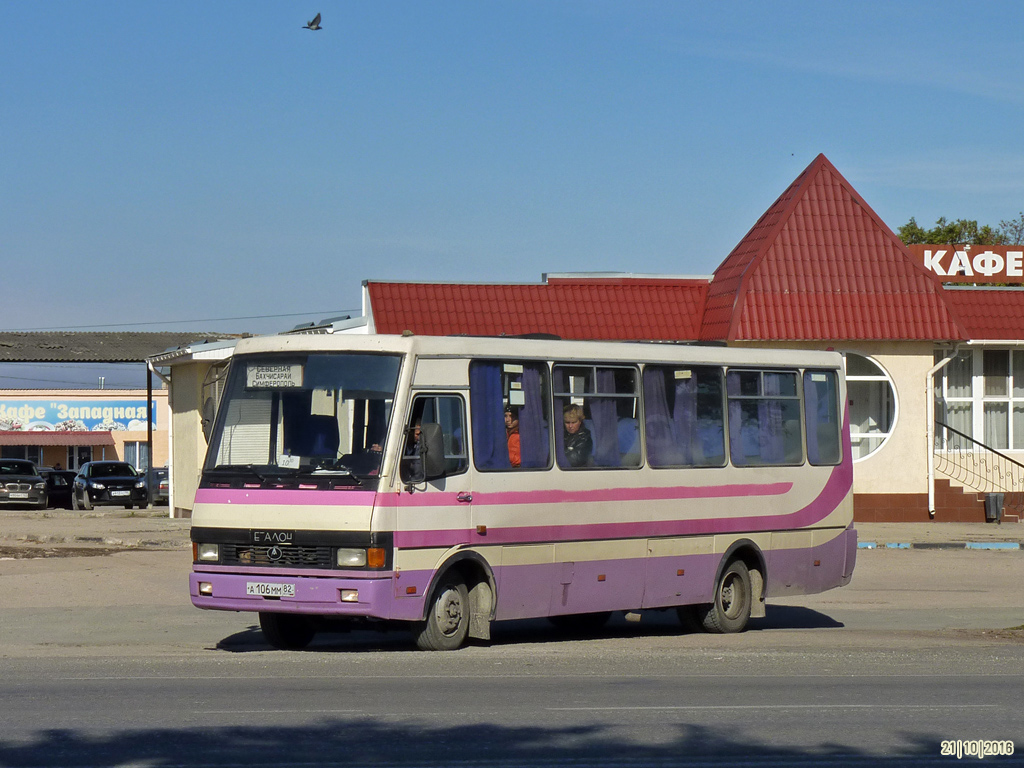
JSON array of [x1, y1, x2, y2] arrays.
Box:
[[699, 154, 969, 342], [0, 431, 115, 446], [944, 288, 1024, 340], [366, 278, 709, 341]]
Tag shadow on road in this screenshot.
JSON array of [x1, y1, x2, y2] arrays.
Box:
[[0, 719, 982, 767], [214, 605, 843, 654]]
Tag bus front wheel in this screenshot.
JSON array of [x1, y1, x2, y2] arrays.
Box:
[[259, 612, 316, 650], [698, 559, 752, 634], [413, 575, 469, 651]]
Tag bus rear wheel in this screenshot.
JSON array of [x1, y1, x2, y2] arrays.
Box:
[[697, 559, 752, 634], [259, 612, 316, 650], [413, 575, 469, 651]]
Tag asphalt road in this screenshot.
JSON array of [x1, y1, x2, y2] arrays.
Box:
[[0, 548, 1022, 767]]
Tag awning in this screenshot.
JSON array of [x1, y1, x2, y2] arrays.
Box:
[[0, 430, 116, 446]]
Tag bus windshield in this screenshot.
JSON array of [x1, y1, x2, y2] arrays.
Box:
[[204, 352, 402, 487]]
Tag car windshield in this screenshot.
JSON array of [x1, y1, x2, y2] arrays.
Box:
[[204, 352, 402, 484], [0, 461, 35, 475], [91, 463, 136, 478]]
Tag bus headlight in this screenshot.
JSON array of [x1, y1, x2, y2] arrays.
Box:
[[196, 543, 220, 562], [336, 548, 367, 567]]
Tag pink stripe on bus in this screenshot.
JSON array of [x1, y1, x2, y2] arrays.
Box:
[[193, 481, 789, 509], [393, 458, 852, 548], [375, 481, 793, 509], [194, 488, 379, 506]]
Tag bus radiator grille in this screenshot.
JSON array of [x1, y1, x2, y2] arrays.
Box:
[[223, 545, 334, 568]]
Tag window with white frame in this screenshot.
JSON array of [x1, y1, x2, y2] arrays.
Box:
[[934, 350, 973, 444], [935, 348, 1024, 451], [844, 353, 897, 461]]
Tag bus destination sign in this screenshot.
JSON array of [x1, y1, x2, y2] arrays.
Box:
[[246, 363, 303, 389]]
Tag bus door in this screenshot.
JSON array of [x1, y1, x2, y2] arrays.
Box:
[[396, 392, 474, 549]]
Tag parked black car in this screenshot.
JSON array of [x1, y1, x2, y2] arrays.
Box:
[[72, 461, 148, 510], [0, 459, 47, 509], [37, 468, 78, 509]]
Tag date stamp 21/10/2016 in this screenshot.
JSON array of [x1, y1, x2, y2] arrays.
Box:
[[941, 740, 1015, 759]]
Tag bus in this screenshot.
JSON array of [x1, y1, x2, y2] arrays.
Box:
[[189, 334, 856, 650]]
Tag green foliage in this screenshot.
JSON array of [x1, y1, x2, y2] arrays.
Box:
[[999, 212, 1024, 245], [897, 216, 1006, 245], [898, 217, 929, 244]]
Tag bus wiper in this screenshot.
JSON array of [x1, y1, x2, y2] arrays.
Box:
[[241, 465, 268, 482], [209, 464, 270, 483], [303, 467, 363, 486]]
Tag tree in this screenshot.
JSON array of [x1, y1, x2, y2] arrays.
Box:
[[897, 216, 1005, 246], [897, 217, 929, 244], [999, 212, 1024, 244]]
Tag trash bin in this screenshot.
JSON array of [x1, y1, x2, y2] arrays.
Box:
[[984, 493, 1004, 523]]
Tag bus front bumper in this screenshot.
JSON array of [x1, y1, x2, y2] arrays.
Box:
[[189, 570, 422, 621]]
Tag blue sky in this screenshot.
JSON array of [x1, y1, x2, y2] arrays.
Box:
[[4, 1, 1024, 338]]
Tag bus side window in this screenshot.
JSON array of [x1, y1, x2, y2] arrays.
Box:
[[553, 364, 639, 469], [470, 361, 551, 471], [804, 370, 842, 465], [726, 370, 803, 466], [643, 365, 726, 468]]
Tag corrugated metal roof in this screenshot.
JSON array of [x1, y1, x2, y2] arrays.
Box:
[[944, 288, 1024, 340], [0, 430, 115, 446], [366, 278, 709, 340], [0, 332, 242, 363], [699, 154, 969, 342]]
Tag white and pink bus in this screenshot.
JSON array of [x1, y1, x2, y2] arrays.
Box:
[[190, 334, 856, 650]]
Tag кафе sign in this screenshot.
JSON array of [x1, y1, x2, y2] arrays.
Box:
[[0, 400, 156, 432], [907, 244, 1024, 283]]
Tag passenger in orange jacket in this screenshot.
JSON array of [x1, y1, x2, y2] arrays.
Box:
[[504, 407, 521, 468]]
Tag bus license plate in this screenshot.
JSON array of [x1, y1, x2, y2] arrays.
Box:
[[246, 582, 296, 598]]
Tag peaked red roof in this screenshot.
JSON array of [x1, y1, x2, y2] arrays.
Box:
[[699, 154, 969, 342], [944, 288, 1024, 340], [366, 278, 709, 340]]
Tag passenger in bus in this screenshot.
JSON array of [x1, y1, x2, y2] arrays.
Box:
[[504, 406, 521, 468], [562, 404, 593, 467]]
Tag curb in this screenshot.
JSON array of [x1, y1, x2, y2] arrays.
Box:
[[858, 541, 1022, 551], [6, 534, 189, 550]]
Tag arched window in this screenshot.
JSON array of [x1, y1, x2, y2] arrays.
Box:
[[844, 353, 897, 461]]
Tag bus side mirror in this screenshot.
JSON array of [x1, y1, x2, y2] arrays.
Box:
[[400, 422, 447, 485], [420, 423, 446, 480], [201, 397, 216, 443]]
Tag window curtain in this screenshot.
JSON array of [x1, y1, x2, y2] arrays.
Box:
[[367, 400, 387, 450], [759, 373, 785, 464], [804, 373, 820, 463], [592, 369, 619, 467], [518, 366, 548, 468], [644, 370, 680, 466], [470, 363, 511, 470], [553, 368, 569, 468], [727, 373, 746, 465], [672, 374, 696, 465]]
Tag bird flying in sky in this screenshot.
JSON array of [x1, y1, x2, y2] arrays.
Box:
[[303, 13, 322, 30]]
